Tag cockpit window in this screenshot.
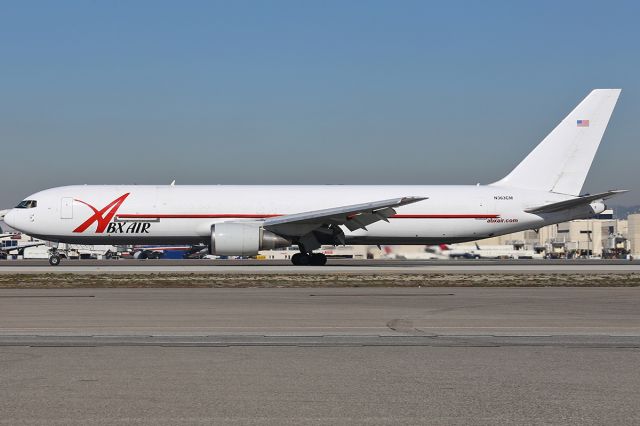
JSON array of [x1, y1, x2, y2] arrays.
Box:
[[15, 200, 37, 209]]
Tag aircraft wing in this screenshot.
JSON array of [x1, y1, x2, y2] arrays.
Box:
[[525, 190, 627, 214], [263, 197, 426, 238]]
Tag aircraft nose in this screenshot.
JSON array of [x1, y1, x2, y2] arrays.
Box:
[[3, 209, 17, 229]]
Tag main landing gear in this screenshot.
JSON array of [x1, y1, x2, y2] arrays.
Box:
[[291, 252, 327, 266], [48, 248, 61, 266]]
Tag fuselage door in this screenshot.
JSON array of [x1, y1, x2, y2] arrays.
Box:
[[61, 197, 73, 219]]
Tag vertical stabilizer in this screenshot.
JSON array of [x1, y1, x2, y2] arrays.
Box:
[[492, 89, 621, 195]]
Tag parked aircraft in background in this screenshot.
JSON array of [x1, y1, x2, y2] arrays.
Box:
[[3, 89, 625, 265], [383, 243, 543, 260], [380, 245, 448, 260]]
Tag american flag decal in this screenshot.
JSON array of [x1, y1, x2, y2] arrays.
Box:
[[577, 119, 590, 127]]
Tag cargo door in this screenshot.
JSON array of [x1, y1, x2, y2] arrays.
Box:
[[61, 197, 73, 219]]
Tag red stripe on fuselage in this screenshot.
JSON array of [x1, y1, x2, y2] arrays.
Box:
[[117, 214, 282, 219], [392, 214, 498, 219], [116, 213, 499, 219]]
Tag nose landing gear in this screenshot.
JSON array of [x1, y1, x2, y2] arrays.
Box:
[[48, 248, 61, 266]]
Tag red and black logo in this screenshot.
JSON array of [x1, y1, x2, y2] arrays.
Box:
[[73, 193, 150, 234]]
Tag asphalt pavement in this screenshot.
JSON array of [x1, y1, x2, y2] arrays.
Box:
[[1, 258, 639, 274], [1, 287, 639, 424]]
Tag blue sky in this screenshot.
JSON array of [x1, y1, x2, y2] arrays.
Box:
[[1, 0, 639, 205]]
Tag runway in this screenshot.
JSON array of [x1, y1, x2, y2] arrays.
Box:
[[1, 258, 640, 274], [1, 287, 639, 336], [1, 287, 640, 424]]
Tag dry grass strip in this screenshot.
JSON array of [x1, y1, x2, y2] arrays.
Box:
[[0, 273, 639, 288]]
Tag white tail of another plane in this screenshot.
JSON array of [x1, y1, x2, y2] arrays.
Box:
[[492, 89, 621, 196]]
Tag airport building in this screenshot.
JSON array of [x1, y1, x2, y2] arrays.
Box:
[[629, 214, 640, 257], [465, 213, 630, 258], [367, 209, 637, 260], [453, 210, 631, 258]]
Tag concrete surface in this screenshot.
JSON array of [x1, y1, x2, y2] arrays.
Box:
[[1, 287, 639, 335], [1, 287, 639, 425], [1, 258, 640, 274], [2, 345, 639, 425]]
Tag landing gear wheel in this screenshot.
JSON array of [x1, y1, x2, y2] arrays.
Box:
[[291, 253, 311, 266], [291, 253, 326, 266], [310, 253, 327, 266], [48, 254, 61, 266]]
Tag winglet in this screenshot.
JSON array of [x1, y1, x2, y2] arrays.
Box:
[[525, 190, 627, 214], [397, 196, 428, 206]]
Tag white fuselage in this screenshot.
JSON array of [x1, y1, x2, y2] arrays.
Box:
[[3, 184, 598, 246]]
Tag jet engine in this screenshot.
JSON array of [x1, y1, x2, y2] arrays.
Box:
[[209, 222, 291, 256], [589, 201, 606, 215]]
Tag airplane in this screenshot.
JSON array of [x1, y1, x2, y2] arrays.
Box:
[[379, 245, 448, 260], [3, 89, 626, 266]]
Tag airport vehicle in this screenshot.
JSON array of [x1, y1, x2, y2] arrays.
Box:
[[131, 245, 201, 259], [0, 238, 46, 259], [3, 89, 625, 266], [441, 243, 544, 260]]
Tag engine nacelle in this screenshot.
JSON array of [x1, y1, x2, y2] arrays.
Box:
[[209, 222, 291, 256], [589, 201, 606, 215]]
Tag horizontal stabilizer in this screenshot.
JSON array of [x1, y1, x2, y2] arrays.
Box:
[[525, 190, 627, 214]]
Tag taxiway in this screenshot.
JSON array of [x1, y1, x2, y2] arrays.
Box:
[[1, 258, 639, 274], [1, 287, 639, 424]]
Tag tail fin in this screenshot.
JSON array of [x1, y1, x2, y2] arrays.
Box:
[[492, 89, 621, 195]]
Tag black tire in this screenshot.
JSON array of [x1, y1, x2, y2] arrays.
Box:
[[49, 255, 61, 266], [310, 253, 327, 266], [291, 253, 311, 266]]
